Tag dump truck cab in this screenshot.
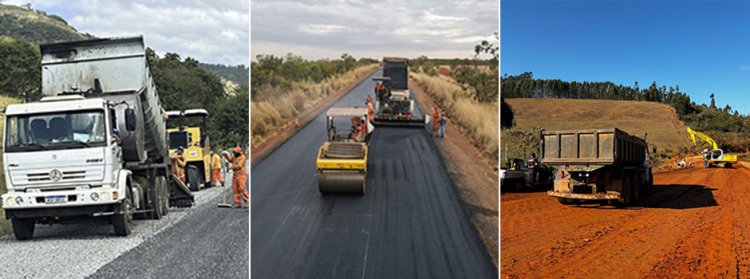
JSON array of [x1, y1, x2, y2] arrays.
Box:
[[316, 108, 372, 194], [166, 109, 211, 191], [2, 36, 193, 240]]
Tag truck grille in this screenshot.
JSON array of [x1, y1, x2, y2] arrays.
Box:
[[26, 170, 88, 182]]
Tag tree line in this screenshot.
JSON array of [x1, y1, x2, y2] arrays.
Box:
[[0, 36, 247, 150], [501, 72, 750, 151], [251, 53, 377, 101]]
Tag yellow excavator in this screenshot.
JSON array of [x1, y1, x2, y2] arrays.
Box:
[[686, 127, 737, 168]]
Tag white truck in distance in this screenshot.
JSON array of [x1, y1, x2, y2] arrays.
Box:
[[2, 36, 194, 240]]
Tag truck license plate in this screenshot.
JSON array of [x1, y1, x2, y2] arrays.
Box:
[[45, 195, 67, 204]]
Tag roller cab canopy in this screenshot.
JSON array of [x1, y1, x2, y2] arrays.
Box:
[[326, 107, 368, 117], [183, 109, 209, 117]]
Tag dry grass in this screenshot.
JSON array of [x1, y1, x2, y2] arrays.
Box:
[[503, 98, 692, 167], [0, 96, 22, 236], [412, 73, 498, 165], [506, 98, 691, 150], [251, 64, 378, 144]]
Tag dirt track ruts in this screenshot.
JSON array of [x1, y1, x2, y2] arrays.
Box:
[[501, 166, 750, 278]]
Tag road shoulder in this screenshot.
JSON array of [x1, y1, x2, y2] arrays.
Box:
[[251, 67, 378, 168], [409, 76, 499, 266]]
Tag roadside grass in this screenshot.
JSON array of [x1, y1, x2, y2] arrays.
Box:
[[411, 73, 498, 166], [0, 95, 22, 236], [251, 64, 378, 144]]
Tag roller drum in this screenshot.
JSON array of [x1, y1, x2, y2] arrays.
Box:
[[318, 172, 366, 194]]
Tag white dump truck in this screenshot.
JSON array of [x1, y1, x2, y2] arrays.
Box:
[[1, 36, 194, 240]]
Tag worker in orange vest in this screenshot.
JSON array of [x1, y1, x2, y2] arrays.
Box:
[[170, 147, 187, 183], [204, 150, 224, 187], [432, 107, 440, 134], [224, 146, 249, 208], [350, 116, 360, 141], [367, 100, 374, 123], [358, 118, 367, 142]]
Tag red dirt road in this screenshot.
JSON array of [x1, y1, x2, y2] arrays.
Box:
[[501, 167, 750, 278]]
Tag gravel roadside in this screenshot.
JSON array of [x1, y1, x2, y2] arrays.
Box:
[[0, 178, 227, 279]]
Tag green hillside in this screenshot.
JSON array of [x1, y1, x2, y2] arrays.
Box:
[[199, 63, 249, 86], [0, 4, 88, 44]]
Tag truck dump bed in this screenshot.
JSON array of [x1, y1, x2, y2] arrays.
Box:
[[541, 128, 646, 167], [383, 57, 408, 90], [40, 37, 168, 163]]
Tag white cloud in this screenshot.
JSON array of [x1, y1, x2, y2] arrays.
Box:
[[5, 0, 248, 65], [299, 23, 350, 34], [741, 65, 750, 71], [251, 0, 498, 60]]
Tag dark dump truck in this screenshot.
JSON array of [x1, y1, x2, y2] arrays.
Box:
[[543, 128, 653, 206], [374, 57, 415, 122]]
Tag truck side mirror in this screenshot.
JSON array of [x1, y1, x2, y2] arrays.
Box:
[[125, 108, 137, 131]]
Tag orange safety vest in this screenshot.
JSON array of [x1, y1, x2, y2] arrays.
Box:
[[367, 103, 374, 122], [359, 123, 367, 141]]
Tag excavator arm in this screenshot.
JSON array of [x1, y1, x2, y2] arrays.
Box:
[[686, 127, 719, 150]]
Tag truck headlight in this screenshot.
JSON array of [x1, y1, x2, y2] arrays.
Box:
[[5, 197, 14, 206], [90, 192, 100, 201], [15, 197, 23, 205], [100, 192, 110, 201]]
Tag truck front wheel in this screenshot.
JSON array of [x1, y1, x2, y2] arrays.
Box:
[[113, 191, 134, 236], [11, 218, 35, 240]]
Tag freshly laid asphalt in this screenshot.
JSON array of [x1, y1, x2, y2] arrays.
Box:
[[251, 70, 497, 278], [89, 172, 249, 279]]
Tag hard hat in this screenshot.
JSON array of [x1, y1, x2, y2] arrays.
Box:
[[178, 146, 184, 151]]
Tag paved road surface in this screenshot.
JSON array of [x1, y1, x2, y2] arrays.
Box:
[[251, 70, 497, 278], [89, 169, 249, 279], [0, 167, 248, 279]]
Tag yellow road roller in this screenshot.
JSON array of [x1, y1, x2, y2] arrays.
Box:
[[316, 107, 373, 194]]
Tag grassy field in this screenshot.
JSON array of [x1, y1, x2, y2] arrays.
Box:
[[251, 64, 378, 144], [502, 98, 692, 167], [411, 73, 498, 165], [0, 96, 22, 236]]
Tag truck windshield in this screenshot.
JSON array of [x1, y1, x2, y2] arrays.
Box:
[[5, 110, 107, 152]]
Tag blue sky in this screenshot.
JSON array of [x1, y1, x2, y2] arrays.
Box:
[[502, 0, 750, 113]]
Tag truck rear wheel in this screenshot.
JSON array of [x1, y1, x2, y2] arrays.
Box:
[[113, 191, 134, 236], [159, 176, 170, 217], [515, 179, 525, 192], [632, 175, 641, 201], [617, 175, 633, 206], [151, 176, 168, 220], [11, 218, 35, 240]]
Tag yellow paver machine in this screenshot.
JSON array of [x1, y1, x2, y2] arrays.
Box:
[[166, 109, 211, 191]]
